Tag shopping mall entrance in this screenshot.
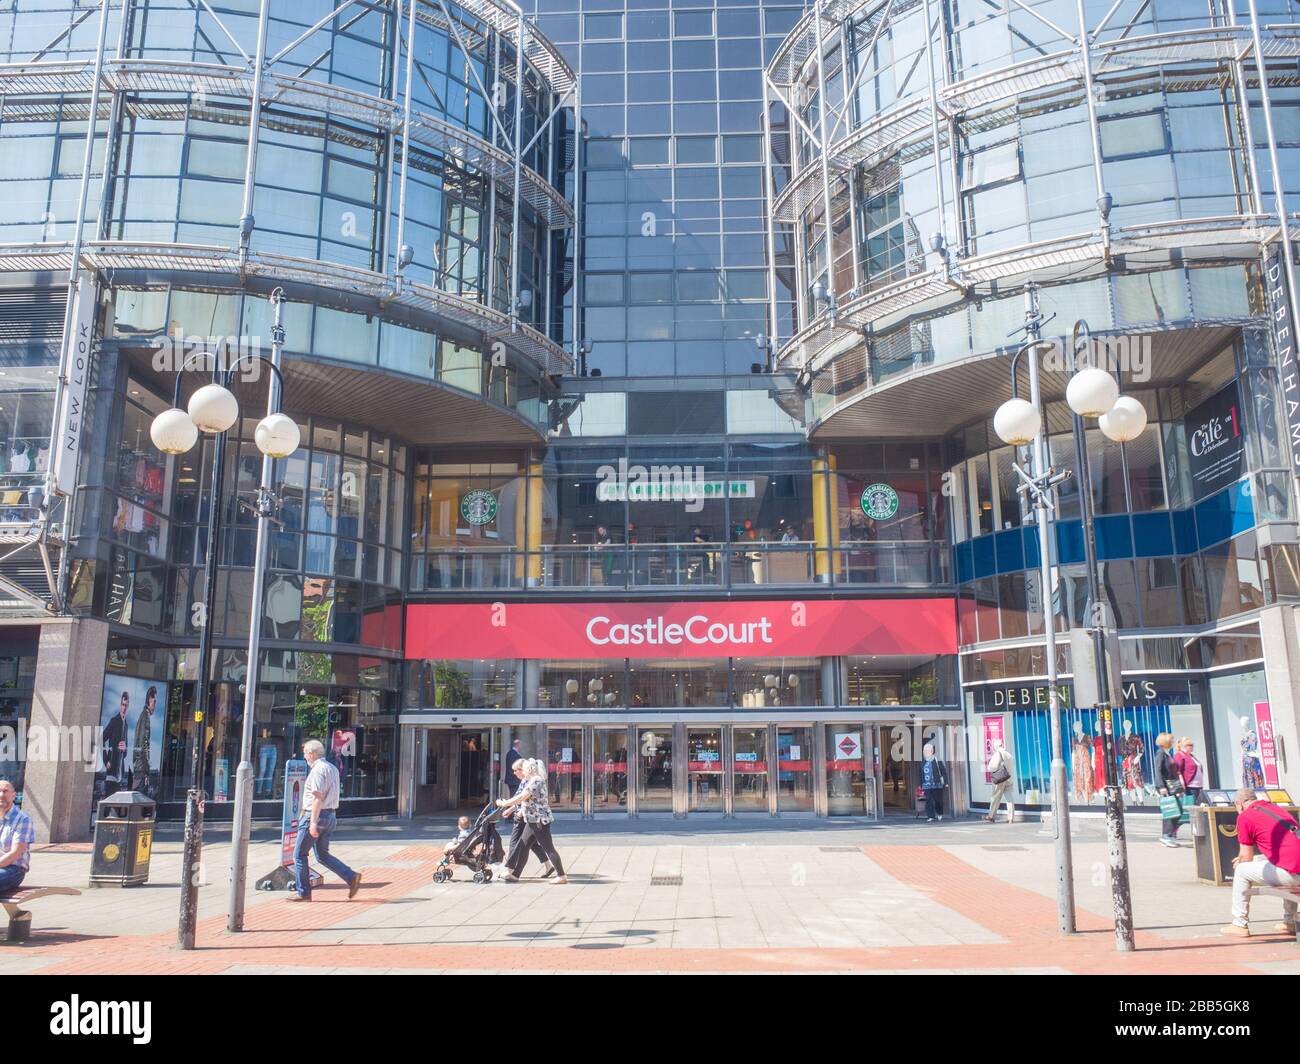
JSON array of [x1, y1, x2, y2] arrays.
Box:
[[400, 721, 952, 818], [409, 727, 501, 815]]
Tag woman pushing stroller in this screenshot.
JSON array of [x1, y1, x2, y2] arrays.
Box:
[[495, 758, 568, 884]]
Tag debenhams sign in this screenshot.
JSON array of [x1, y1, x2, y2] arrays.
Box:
[[1265, 242, 1300, 478]]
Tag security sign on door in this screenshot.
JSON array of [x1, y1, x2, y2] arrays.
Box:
[[834, 732, 862, 760]]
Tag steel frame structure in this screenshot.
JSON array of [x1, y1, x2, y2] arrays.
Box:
[[1, 0, 578, 613], [764, 0, 1300, 377]]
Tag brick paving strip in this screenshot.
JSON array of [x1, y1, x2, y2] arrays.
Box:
[[14, 843, 1300, 975]]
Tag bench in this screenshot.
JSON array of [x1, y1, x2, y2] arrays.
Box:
[[1246, 885, 1300, 943], [1, 887, 81, 943]]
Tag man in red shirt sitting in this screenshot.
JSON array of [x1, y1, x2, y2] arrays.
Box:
[[1222, 787, 1300, 937]]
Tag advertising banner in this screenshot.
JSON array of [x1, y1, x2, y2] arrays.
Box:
[[1255, 700, 1280, 788], [406, 598, 958, 661], [1264, 241, 1300, 478], [280, 759, 309, 868], [1184, 382, 1244, 500], [52, 275, 95, 496], [96, 674, 166, 802]]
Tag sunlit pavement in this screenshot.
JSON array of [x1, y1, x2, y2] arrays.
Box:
[[5, 814, 1299, 975]]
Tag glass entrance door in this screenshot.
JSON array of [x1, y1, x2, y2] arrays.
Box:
[[637, 726, 674, 811], [686, 727, 723, 812], [546, 727, 583, 810], [732, 726, 768, 811], [593, 727, 628, 811], [881, 727, 914, 814], [826, 725, 868, 815], [458, 730, 492, 807], [777, 727, 814, 811]]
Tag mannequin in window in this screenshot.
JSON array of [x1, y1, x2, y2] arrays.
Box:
[[1070, 721, 1093, 802]]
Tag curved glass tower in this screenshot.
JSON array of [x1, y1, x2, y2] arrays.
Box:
[[767, 0, 1300, 811], [0, 0, 575, 820]]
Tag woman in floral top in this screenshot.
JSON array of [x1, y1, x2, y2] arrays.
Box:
[[495, 759, 568, 884]]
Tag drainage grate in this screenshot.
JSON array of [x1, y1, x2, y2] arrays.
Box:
[[819, 846, 860, 853], [981, 845, 1029, 852], [650, 875, 683, 886]]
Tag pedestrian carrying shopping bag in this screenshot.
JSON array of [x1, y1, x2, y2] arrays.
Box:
[[1159, 793, 1187, 824]]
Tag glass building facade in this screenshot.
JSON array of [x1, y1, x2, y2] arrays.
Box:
[[4, 0, 1300, 834]]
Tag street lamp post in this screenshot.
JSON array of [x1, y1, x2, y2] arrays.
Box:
[[1068, 318, 1138, 953], [151, 305, 299, 951], [993, 285, 1144, 951], [995, 283, 1076, 935], [227, 289, 290, 932]]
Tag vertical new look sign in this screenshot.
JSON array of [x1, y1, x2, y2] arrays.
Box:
[[51, 275, 94, 496], [1265, 242, 1300, 477]]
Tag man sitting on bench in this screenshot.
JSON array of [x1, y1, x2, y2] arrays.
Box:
[[0, 779, 34, 895], [1222, 786, 1300, 937]]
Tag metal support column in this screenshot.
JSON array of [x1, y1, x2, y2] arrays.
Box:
[[1225, 2, 1264, 216], [921, 0, 949, 273], [487, 29, 501, 306], [812, 722, 828, 817], [93, 0, 132, 242], [811, 2, 839, 316], [509, 12, 527, 329], [571, 78, 583, 363], [626, 724, 638, 818], [767, 723, 779, 816], [237, 0, 273, 278], [1075, 0, 1112, 259], [45, 0, 113, 561], [760, 73, 782, 350], [379, 0, 402, 270], [393, 0, 418, 294], [1247, 0, 1300, 305]]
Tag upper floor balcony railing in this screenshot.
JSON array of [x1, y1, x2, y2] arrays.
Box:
[[410, 539, 951, 592]]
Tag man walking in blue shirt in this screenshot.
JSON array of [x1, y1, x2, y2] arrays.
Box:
[[289, 740, 362, 902]]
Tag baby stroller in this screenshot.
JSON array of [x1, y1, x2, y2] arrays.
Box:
[[432, 803, 505, 884]]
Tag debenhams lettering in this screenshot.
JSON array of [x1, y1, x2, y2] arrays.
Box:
[[992, 679, 1159, 707], [586, 614, 775, 647]]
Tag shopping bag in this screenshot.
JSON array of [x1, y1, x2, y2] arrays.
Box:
[[1159, 794, 1184, 822]]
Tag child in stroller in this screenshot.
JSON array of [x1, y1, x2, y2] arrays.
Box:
[[432, 803, 505, 884]]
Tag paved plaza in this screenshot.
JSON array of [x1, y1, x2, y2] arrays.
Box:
[[4, 813, 1300, 975]]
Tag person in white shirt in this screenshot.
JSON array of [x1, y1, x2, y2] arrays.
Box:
[[984, 740, 1016, 824], [290, 739, 362, 902]]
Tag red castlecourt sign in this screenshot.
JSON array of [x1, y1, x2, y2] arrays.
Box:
[[406, 599, 957, 661]]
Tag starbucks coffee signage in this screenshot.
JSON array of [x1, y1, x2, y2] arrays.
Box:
[[460, 489, 498, 526], [860, 483, 899, 520]]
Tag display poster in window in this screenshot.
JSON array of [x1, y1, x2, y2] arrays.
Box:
[[1184, 381, 1244, 501], [96, 675, 166, 803], [982, 715, 1006, 784], [1255, 700, 1280, 788]]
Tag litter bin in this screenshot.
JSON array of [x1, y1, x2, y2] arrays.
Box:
[[89, 790, 156, 887]]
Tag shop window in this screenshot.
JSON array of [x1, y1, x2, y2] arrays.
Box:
[[408, 659, 516, 709], [628, 658, 726, 707], [845, 655, 953, 706], [732, 658, 821, 707]]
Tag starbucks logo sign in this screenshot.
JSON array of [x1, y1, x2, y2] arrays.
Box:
[[860, 483, 899, 521], [460, 489, 498, 526]]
